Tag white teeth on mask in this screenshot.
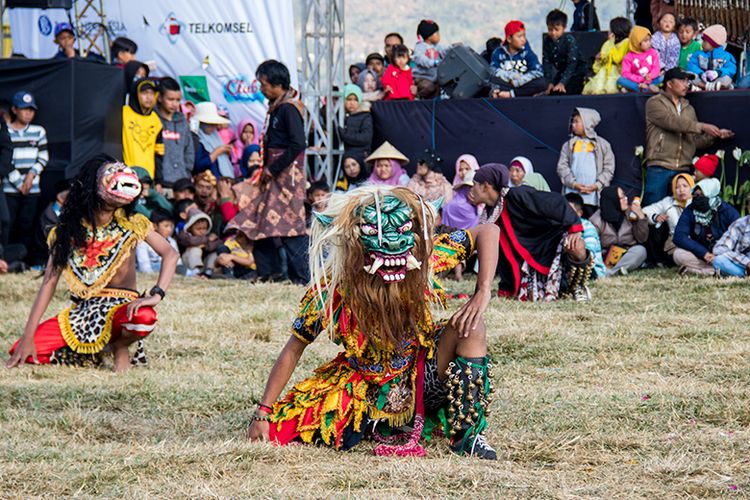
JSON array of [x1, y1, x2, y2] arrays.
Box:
[[369, 257, 384, 274], [400, 273, 406, 280], [406, 254, 422, 270], [400, 258, 406, 266], [384, 274, 392, 282], [363, 264, 372, 273]]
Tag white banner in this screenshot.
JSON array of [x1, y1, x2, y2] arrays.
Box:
[[9, 0, 298, 126]]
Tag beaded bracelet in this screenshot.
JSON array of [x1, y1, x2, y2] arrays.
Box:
[[252, 412, 270, 422]]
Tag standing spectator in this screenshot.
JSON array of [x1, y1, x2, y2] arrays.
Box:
[[490, 21, 548, 98], [570, 0, 600, 32], [339, 84, 373, 163], [617, 26, 662, 93], [384, 33, 404, 66], [192, 102, 233, 179], [543, 10, 586, 95], [676, 18, 701, 70], [673, 178, 739, 275], [366, 53, 385, 77], [5, 91, 48, 257], [157, 77, 194, 191], [232, 60, 309, 285], [122, 78, 164, 184], [123, 61, 149, 95], [643, 67, 733, 205], [407, 148, 453, 203], [651, 13, 680, 71], [557, 107, 615, 217], [687, 24, 737, 91], [356, 69, 385, 103], [713, 195, 750, 277], [52, 23, 76, 59], [382, 45, 416, 101], [583, 17, 632, 95], [412, 20, 448, 99], [111, 37, 138, 67]]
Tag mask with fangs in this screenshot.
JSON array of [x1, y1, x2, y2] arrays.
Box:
[[96, 162, 142, 207]]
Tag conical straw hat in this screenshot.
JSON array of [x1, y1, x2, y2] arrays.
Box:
[[365, 141, 409, 165]]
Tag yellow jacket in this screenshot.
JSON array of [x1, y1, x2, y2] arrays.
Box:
[[122, 105, 164, 180]]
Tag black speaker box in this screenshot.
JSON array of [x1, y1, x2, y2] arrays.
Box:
[[6, 0, 73, 8], [437, 44, 491, 99]]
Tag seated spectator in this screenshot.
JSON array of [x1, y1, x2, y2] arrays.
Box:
[[365, 141, 410, 186], [570, 0, 600, 32], [239, 144, 262, 180], [305, 181, 330, 227], [712, 195, 750, 277], [357, 69, 385, 103], [490, 21, 548, 98], [173, 199, 197, 235], [618, 26, 663, 93], [566, 192, 606, 279], [122, 78, 164, 183], [31, 180, 68, 267], [156, 77, 194, 190], [176, 207, 220, 277], [349, 63, 366, 84], [133, 167, 173, 219], [687, 24, 736, 91], [136, 209, 184, 274], [677, 18, 701, 70], [590, 186, 649, 276], [557, 107, 615, 216], [192, 170, 224, 236], [382, 44, 415, 101], [217, 106, 235, 147], [544, 10, 586, 95], [407, 149, 452, 203], [509, 156, 551, 192], [193, 102, 234, 179], [413, 20, 447, 99], [651, 13, 680, 71], [673, 178, 739, 275], [584, 17, 632, 95], [216, 229, 256, 279], [335, 155, 370, 192], [172, 177, 196, 201], [481, 37, 503, 64], [339, 84, 373, 163], [693, 154, 719, 182], [366, 53, 385, 77], [442, 154, 481, 230], [643, 172, 694, 258], [650, 0, 674, 31], [231, 119, 259, 169]]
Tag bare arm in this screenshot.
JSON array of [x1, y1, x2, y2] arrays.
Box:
[[6, 256, 60, 368], [247, 335, 308, 440], [125, 230, 179, 320]]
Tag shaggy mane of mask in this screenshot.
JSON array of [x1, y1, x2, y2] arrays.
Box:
[[309, 186, 436, 349]]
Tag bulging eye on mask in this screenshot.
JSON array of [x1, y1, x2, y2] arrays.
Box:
[[97, 163, 142, 206]]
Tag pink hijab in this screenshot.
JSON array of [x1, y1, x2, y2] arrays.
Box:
[[232, 118, 259, 164], [368, 159, 407, 186], [452, 154, 480, 186]]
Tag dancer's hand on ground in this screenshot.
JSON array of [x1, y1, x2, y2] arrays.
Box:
[[5, 337, 38, 368], [450, 288, 491, 338], [126, 295, 161, 321], [247, 420, 270, 441]]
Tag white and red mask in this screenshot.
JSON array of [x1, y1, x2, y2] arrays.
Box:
[[97, 163, 142, 206]]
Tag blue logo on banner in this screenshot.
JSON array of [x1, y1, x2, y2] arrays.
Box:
[[223, 75, 265, 103], [38, 15, 53, 36]]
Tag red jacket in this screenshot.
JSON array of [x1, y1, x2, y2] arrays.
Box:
[[382, 65, 414, 101]]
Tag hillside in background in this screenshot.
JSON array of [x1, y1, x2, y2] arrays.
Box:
[[344, 0, 624, 66]]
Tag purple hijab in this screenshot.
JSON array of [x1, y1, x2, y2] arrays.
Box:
[[368, 159, 407, 186], [441, 185, 480, 229]]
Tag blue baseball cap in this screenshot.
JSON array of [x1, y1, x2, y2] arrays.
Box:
[[12, 91, 37, 110], [54, 22, 75, 37]]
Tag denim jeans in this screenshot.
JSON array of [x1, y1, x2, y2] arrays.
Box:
[[617, 75, 664, 92], [713, 254, 747, 277], [643, 166, 680, 206]]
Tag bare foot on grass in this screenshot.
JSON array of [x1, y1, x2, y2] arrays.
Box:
[[113, 345, 131, 372]]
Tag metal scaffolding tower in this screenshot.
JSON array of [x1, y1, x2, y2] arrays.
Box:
[[73, 0, 111, 61], [299, 0, 345, 186]]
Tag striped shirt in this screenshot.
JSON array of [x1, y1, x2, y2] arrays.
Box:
[[5, 123, 48, 195]]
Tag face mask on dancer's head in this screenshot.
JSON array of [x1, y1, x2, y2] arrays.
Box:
[[97, 162, 142, 207]]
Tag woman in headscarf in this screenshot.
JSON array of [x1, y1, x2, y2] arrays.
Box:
[[643, 173, 694, 260], [334, 155, 370, 192], [590, 186, 649, 276], [231, 118, 259, 169], [192, 102, 234, 180], [508, 156, 550, 192], [407, 148, 453, 204], [365, 141, 409, 186], [672, 178, 740, 275], [357, 68, 385, 103], [441, 154, 481, 281]]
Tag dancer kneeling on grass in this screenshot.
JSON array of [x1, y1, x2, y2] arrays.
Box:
[[247, 186, 500, 459], [6, 155, 178, 371]]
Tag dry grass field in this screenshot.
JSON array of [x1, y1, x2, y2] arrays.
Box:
[[1, 270, 749, 498]]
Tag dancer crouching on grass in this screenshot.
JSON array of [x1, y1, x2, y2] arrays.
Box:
[[6, 154, 178, 372]]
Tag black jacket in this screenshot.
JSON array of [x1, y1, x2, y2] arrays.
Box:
[[339, 110, 373, 162], [543, 34, 586, 91]]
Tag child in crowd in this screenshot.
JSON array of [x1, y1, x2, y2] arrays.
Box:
[[335, 155, 370, 192], [712, 194, 750, 277], [643, 173, 694, 259], [122, 78, 164, 183], [216, 229, 256, 279], [339, 84, 373, 162], [508, 156, 551, 191], [356, 68, 385, 103], [133, 167, 173, 219], [571, 0, 600, 32], [173, 198, 197, 235], [543, 10, 586, 95], [305, 181, 330, 227], [557, 108, 615, 217], [366, 141, 410, 186], [481, 37, 503, 63], [156, 77, 194, 191], [442, 154, 481, 230], [172, 177, 196, 201], [687, 24, 737, 90], [618, 26, 662, 93], [490, 20, 548, 98], [566, 193, 606, 279], [407, 148, 453, 203], [676, 18, 701, 70], [239, 144, 262, 180], [693, 154, 719, 181], [232, 119, 258, 169], [136, 209, 183, 274], [382, 44, 416, 101], [176, 207, 219, 277], [584, 17, 632, 94], [111, 36, 138, 67], [366, 53, 385, 77], [651, 13, 680, 71], [412, 20, 448, 99], [5, 91, 48, 258]]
